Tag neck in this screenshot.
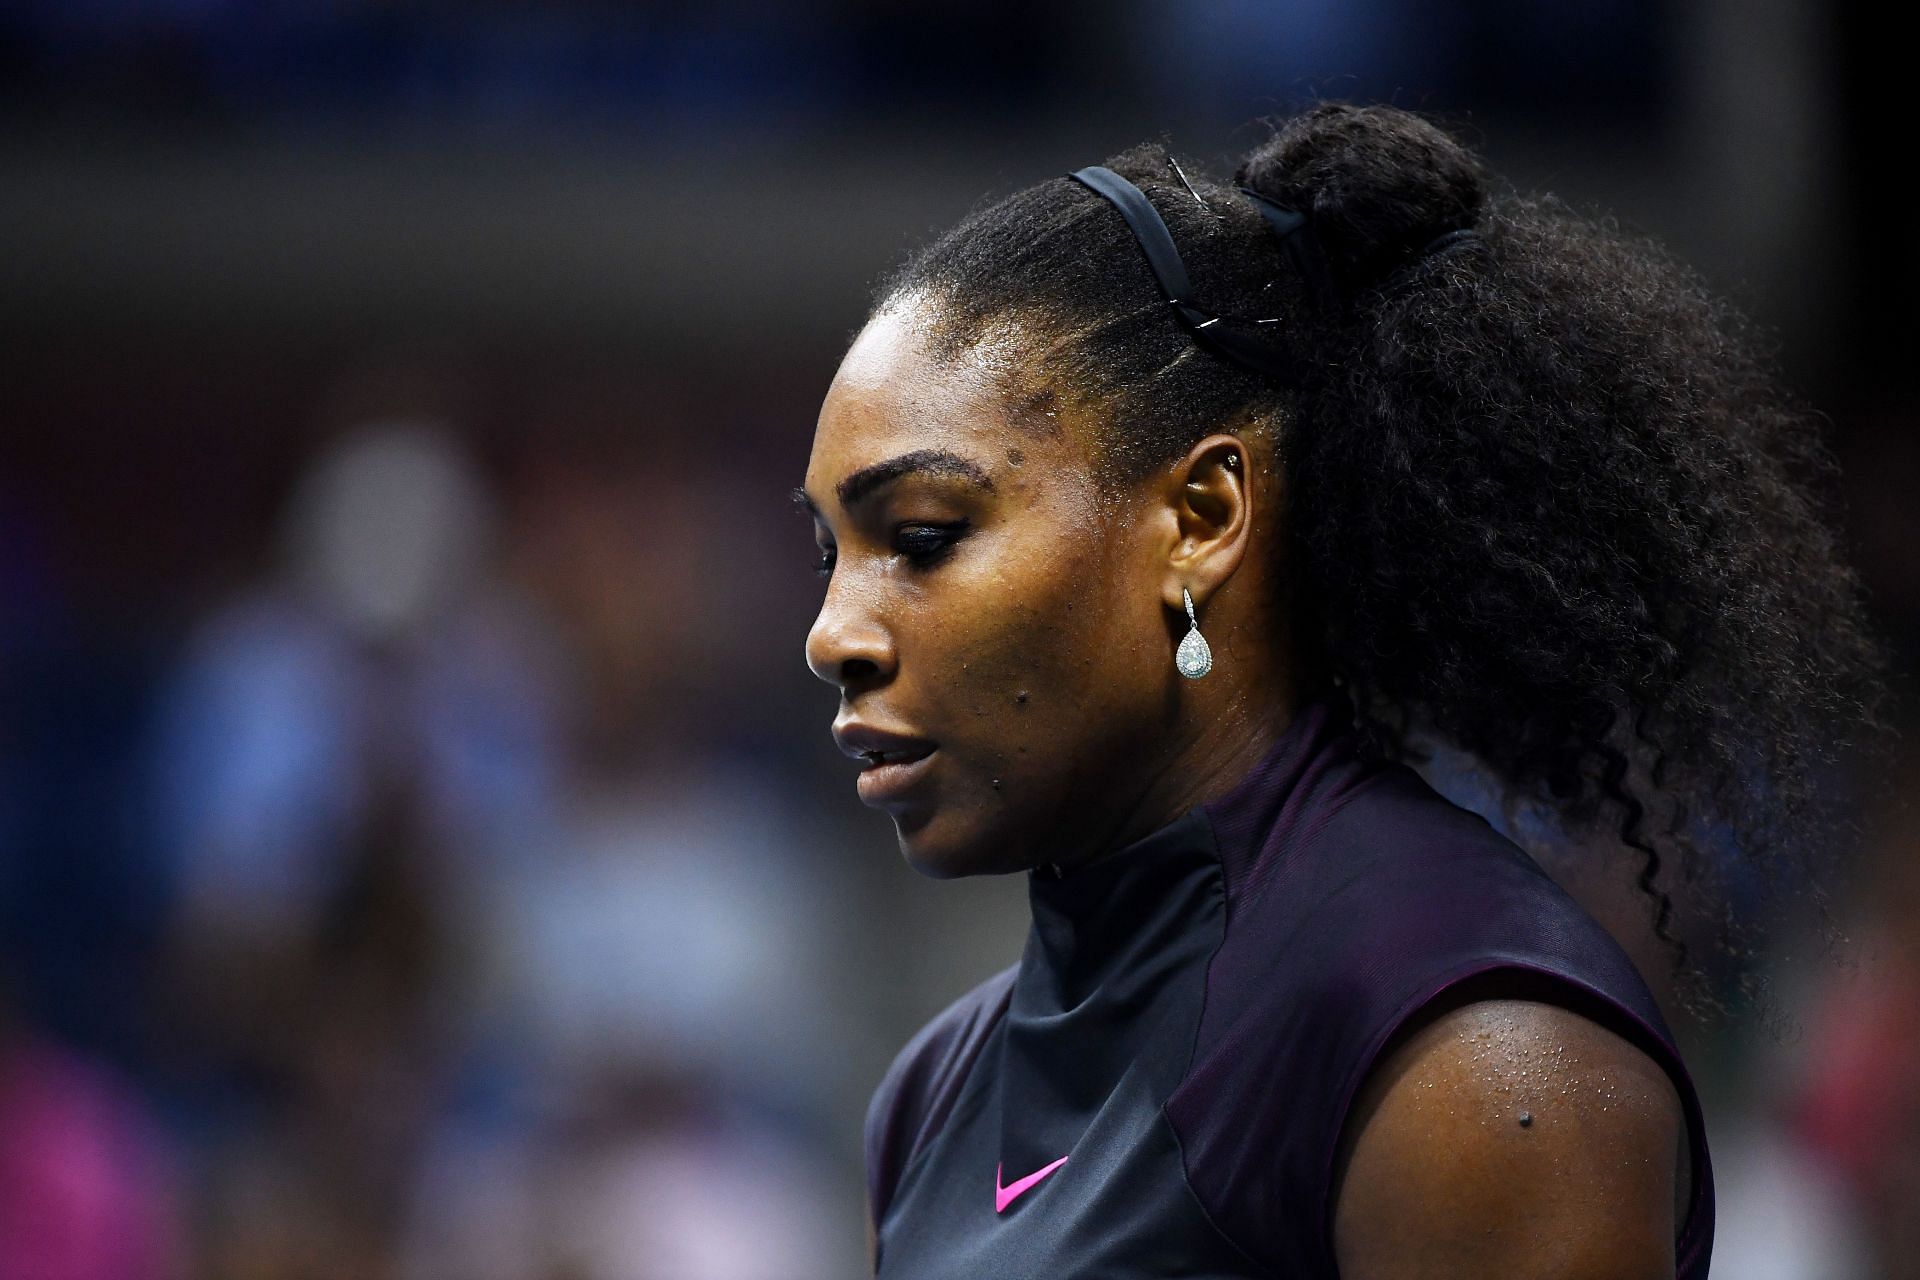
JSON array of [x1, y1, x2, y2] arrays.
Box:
[[1049, 647, 1302, 877]]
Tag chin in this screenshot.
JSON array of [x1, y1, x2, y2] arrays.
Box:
[[894, 807, 1039, 880]]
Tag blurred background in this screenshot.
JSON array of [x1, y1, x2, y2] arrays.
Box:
[[0, 0, 1914, 1276]]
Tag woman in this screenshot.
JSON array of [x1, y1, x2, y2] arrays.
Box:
[[796, 104, 1878, 1278]]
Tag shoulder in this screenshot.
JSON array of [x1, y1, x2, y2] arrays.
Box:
[[1332, 991, 1687, 1279], [1174, 762, 1714, 1274], [863, 963, 1018, 1229]]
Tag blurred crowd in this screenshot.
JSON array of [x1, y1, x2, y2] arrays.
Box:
[[1, 362, 877, 1278], [2, 1, 1916, 1277]]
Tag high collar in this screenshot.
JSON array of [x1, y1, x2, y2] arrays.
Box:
[[1023, 807, 1217, 1011], [1019, 693, 1359, 1009], [996, 694, 1364, 1171]]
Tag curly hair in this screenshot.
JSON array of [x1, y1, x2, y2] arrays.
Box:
[[875, 102, 1884, 1019]]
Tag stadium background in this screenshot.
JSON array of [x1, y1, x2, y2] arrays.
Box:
[[1, 2, 1914, 1276]]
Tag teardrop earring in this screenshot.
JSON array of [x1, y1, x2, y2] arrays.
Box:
[[1175, 587, 1212, 679]]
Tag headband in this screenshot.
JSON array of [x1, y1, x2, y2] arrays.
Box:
[[1066, 164, 1477, 383]]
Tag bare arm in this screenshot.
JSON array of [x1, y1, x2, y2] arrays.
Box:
[[1332, 998, 1690, 1280]]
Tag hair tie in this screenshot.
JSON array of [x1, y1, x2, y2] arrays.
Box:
[[1235, 187, 1336, 311], [1421, 227, 1480, 256], [1374, 226, 1482, 294], [1244, 189, 1481, 299]]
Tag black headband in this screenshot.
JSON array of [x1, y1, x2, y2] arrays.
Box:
[[1068, 165, 1300, 382], [1067, 164, 1476, 383]]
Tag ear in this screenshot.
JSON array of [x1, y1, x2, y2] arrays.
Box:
[[1155, 434, 1252, 613]]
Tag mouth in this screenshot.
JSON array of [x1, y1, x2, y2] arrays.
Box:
[[832, 719, 938, 808], [855, 745, 936, 806]]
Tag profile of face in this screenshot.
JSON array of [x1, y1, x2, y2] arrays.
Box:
[[801, 300, 1263, 878]]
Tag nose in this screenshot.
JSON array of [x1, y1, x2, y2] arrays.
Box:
[[804, 583, 896, 691]]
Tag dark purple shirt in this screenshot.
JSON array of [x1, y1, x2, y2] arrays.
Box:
[[865, 696, 1715, 1277]]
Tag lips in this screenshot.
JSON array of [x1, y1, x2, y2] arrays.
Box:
[[832, 719, 937, 806]]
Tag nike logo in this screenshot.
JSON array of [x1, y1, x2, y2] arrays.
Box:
[[994, 1156, 1069, 1213]]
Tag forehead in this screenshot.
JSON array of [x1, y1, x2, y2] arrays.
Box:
[[806, 303, 1073, 500]]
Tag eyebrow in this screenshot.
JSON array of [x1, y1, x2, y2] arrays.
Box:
[[791, 448, 996, 516]]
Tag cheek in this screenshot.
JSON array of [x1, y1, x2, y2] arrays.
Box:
[[932, 530, 1165, 777]]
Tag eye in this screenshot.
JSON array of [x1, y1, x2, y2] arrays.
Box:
[[895, 520, 969, 566], [813, 544, 836, 579]]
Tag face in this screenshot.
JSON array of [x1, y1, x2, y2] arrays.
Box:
[[800, 303, 1184, 878]]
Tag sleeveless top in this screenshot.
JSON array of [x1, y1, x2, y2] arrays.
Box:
[[863, 696, 1715, 1277]]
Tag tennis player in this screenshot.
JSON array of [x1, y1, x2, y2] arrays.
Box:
[[796, 103, 1877, 1278]]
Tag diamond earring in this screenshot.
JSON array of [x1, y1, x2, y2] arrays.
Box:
[[1175, 587, 1212, 679]]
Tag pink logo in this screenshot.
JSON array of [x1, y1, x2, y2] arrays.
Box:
[[994, 1156, 1069, 1213]]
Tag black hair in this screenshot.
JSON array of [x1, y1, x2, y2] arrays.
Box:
[[875, 102, 1884, 1018]]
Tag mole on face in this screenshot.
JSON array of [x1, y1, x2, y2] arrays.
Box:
[[1007, 447, 1025, 466], [1517, 1111, 1533, 1128], [1015, 691, 1029, 706]]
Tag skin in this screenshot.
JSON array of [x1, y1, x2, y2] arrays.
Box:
[[1333, 995, 1694, 1280], [802, 299, 1689, 1276]]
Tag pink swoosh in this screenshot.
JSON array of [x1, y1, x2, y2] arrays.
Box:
[[994, 1155, 1069, 1213]]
